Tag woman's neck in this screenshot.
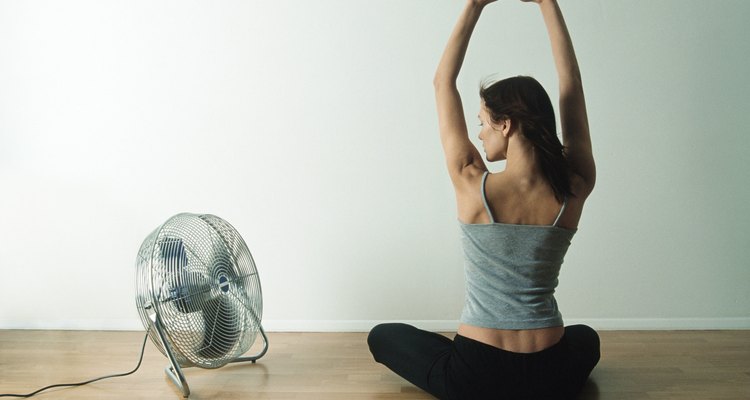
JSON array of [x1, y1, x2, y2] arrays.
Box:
[[504, 136, 545, 187]]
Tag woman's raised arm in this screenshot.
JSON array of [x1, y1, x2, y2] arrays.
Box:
[[527, 0, 596, 192], [434, 1, 496, 187]]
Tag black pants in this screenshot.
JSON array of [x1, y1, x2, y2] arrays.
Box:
[[368, 323, 600, 400]]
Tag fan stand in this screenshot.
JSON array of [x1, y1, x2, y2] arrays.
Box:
[[147, 305, 270, 398]]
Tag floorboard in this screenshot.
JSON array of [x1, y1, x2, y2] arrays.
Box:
[[1, 330, 748, 399]]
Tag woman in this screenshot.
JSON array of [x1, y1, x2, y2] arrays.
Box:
[[368, 0, 599, 398]]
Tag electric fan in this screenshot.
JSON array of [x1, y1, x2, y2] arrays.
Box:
[[135, 213, 268, 398]]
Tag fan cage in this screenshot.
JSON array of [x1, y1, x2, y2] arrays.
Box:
[[135, 213, 263, 369]]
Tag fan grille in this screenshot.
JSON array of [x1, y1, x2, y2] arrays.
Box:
[[135, 213, 262, 369]]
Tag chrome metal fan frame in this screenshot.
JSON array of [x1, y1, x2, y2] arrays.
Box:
[[135, 213, 268, 398]]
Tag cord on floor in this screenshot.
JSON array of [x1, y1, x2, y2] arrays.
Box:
[[0, 329, 150, 398]]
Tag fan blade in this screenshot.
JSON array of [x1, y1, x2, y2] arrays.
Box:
[[198, 296, 240, 359]]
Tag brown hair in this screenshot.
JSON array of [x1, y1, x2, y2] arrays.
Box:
[[480, 76, 572, 202]]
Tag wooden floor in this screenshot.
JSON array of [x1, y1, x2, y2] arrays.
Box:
[[1, 330, 748, 399]]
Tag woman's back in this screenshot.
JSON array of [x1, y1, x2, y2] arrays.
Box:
[[481, 171, 590, 229], [457, 170, 582, 353]]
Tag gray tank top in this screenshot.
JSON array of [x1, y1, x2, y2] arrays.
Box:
[[459, 171, 576, 330]]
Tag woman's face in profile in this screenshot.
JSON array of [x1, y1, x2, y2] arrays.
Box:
[[477, 102, 508, 162]]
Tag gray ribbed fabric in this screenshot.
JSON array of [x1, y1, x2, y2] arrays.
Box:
[[459, 172, 576, 330]]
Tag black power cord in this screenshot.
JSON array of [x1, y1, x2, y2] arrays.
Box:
[[0, 330, 150, 398]]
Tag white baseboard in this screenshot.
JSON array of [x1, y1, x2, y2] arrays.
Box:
[[0, 319, 142, 331], [263, 318, 750, 332], [1, 318, 749, 332], [566, 317, 750, 331], [262, 320, 458, 332]]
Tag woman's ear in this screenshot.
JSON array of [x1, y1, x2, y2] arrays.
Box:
[[497, 118, 513, 138]]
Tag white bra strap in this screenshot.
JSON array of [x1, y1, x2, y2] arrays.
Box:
[[552, 196, 568, 227]]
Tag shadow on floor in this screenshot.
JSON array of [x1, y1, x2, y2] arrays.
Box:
[[578, 379, 599, 400]]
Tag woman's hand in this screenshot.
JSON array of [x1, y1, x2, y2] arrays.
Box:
[[469, 0, 498, 7]]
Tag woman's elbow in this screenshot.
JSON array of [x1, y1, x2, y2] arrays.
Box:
[[433, 70, 459, 90]]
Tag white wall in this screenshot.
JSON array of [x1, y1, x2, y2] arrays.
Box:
[[1, 0, 748, 332]]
